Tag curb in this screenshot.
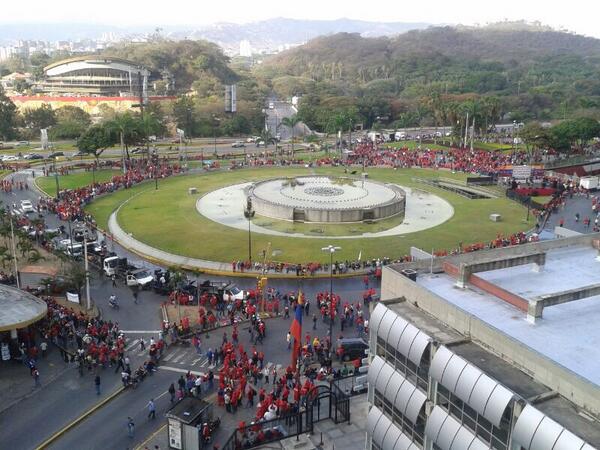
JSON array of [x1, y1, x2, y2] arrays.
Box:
[[32, 175, 52, 198], [35, 385, 126, 449], [30, 166, 372, 280]]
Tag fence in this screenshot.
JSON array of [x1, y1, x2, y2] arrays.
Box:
[[331, 373, 368, 397], [220, 381, 352, 450], [505, 189, 545, 210]]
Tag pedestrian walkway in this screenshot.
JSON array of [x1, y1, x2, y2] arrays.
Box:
[[0, 343, 70, 415]]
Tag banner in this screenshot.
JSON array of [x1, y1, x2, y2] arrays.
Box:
[[66, 292, 80, 304]]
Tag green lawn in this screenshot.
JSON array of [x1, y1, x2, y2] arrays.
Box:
[[85, 167, 533, 264], [36, 170, 121, 194]]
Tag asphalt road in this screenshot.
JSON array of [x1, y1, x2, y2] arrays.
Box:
[[0, 168, 375, 450]]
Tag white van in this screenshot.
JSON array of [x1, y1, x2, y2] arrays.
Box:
[[395, 131, 407, 141]]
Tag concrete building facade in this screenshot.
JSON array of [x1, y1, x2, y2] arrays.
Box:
[[366, 234, 600, 450]]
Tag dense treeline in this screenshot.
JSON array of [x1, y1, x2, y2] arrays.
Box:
[[257, 24, 600, 131]]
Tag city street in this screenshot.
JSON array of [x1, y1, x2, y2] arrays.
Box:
[[0, 168, 374, 449]]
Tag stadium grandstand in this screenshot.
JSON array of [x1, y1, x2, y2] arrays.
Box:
[[37, 56, 150, 98]]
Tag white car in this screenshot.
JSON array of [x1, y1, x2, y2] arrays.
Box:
[[2, 155, 19, 162], [20, 200, 34, 214]]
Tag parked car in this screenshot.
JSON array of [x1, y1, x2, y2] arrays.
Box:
[[336, 337, 369, 362], [15, 141, 29, 147], [20, 200, 34, 214], [23, 153, 44, 160]]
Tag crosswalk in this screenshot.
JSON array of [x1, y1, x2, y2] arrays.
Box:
[[122, 335, 285, 381]]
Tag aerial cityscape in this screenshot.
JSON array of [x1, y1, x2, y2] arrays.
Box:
[[1, 1, 600, 449]]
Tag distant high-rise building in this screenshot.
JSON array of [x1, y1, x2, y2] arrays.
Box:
[[239, 40, 252, 57]]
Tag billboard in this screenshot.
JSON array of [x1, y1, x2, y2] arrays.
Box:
[[225, 84, 237, 113]]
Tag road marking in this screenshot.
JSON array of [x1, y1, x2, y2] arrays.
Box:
[[134, 423, 167, 450], [191, 357, 204, 366], [162, 352, 175, 362], [171, 352, 186, 363], [125, 339, 140, 352], [158, 365, 205, 377]]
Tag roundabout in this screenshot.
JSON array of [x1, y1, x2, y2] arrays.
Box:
[[82, 166, 534, 270], [248, 176, 405, 223], [197, 181, 453, 238]]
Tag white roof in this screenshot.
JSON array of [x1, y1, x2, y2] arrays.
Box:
[[512, 405, 595, 450]]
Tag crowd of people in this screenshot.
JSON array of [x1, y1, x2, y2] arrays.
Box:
[[21, 141, 578, 276], [34, 296, 162, 387]]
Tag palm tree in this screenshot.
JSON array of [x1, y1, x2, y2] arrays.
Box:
[[107, 112, 142, 172], [281, 115, 301, 155], [64, 264, 90, 297], [17, 238, 34, 257], [27, 249, 46, 264]]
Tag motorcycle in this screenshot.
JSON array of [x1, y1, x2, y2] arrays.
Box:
[[108, 296, 119, 309]]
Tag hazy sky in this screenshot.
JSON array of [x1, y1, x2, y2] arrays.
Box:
[[3, 0, 599, 38]]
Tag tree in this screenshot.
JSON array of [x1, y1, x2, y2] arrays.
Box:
[[281, 114, 301, 154], [106, 112, 144, 160], [173, 96, 196, 138], [77, 124, 114, 159], [520, 122, 552, 161], [23, 104, 56, 130], [64, 264, 89, 297], [51, 106, 91, 139], [0, 87, 17, 141]]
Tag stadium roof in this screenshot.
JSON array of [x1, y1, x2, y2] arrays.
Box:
[[44, 55, 146, 72]]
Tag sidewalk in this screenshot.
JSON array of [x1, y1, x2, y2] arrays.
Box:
[[137, 393, 369, 450], [0, 343, 71, 415]]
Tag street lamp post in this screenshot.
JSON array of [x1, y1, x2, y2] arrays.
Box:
[[8, 208, 20, 289], [244, 197, 255, 264], [54, 170, 60, 199], [321, 244, 341, 359]]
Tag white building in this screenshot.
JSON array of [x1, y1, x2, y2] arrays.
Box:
[[367, 234, 600, 449], [239, 39, 252, 57]]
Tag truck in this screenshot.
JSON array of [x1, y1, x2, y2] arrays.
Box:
[[394, 131, 407, 141], [102, 256, 154, 288], [198, 280, 247, 302], [125, 269, 154, 288], [103, 256, 136, 277], [580, 176, 599, 191]]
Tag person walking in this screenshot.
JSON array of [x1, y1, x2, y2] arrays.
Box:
[[133, 290, 139, 304], [312, 314, 317, 330], [127, 417, 135, 438], [286, 332, 292, 350], [147, 398, 156, 419], [111, 274, 117, 287], [169, 383, 176, 403], [32, 368, 40, 387], [94, 375, 101, 395], [140, 338, 146, 351]]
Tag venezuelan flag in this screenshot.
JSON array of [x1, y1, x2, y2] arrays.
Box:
[[289, 291, 304, 369]]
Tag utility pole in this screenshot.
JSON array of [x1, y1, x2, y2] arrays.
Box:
[[120, 131, 126, 174], [84, 236, 91, 310], [9, 209, 19, 289], [463, 112, 469, 149], [470, 117, 475, 151]]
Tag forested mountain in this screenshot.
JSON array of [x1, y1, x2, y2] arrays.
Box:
[[257, 23, 600, 131], [103, 40, 239, 94]]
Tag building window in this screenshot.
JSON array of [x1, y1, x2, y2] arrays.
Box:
[[376, 341, 429, 392], [436, 384, 510, 450], [374, 389, 425, 446]]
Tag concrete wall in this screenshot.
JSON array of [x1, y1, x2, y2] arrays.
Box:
[[251, 190, 405, 223], [388, 232, 600, 274], [381, 266, 600, 418]]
